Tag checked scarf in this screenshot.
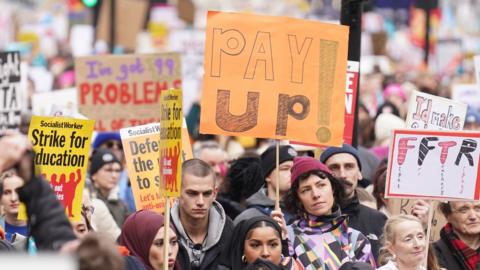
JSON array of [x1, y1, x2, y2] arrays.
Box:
[[442, 223, 480, 270]]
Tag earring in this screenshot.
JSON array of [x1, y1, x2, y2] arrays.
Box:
[[242, 255, 246, 263], [392, 253, 397, 260]]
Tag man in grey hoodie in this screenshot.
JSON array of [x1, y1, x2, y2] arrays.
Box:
[[233, 145, 297, 225], [171, 159, 233, 270]]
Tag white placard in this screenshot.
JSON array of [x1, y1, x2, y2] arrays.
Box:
[[406, 91, 467, 131], [387, 129, 480, 200]]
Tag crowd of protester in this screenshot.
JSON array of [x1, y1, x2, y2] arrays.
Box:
[[0, 1, 480, 270], [1, 125, 479, 269]]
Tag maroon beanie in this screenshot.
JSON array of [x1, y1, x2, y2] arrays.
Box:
[[291, 156, 331, 184]]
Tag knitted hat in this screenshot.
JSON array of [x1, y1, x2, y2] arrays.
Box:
[[89, 149, 121, 176], [260, 145, 297, 177], [92, 132, 121, 149], [320, 143, 362, 170], [383, 83, 407, 102], [226, 157, 265, 202], [291, 156, 331, 184]]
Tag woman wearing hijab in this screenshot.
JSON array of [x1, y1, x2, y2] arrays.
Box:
[[284, 156, 376, 269], [220, 215, 296, 270], [119, 210, 187, 270]]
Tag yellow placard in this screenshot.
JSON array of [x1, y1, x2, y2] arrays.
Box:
[[160, 89, 182, 197], [121, 117, 190, 211], [200, 11, 348, 146], [26, 116, 94, 221], [121, 123, 168, 212]]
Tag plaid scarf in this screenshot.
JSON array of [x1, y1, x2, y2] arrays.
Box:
[[442, 223, 480, 270]]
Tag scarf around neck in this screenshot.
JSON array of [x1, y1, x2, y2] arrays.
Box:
[[442, 223, 480, 270]]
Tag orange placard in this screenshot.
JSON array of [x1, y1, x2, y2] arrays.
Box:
[[200, 11, 348, 146]]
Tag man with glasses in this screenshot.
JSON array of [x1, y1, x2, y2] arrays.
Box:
[[434, 201, 480, 270], [171, 159, 233, 270]]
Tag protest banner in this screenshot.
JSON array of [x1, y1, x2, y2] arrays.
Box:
[[451, 84, 480, 111], [389, 198, 447, 242], [160, 89, 182, 197], [200, 11, 348, 146], [406, 91, 467, 131], [27, 116, 95, 221], [386, 129, 480, 200], [120, 118, 189, 212], [75, 53, 181, 131], [159, 89, 182, 270], [0, 51, 22, 130], [120, 123, 167, 212], [32, 88, 78, 117], [344, 61, 359, 145], [96, 0, 149, 51]]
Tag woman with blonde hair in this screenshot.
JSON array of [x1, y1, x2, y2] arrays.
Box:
[[378, 214, 441, 270]]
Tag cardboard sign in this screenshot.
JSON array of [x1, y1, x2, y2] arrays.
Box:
[[75, 53, 181, 131], [406, 91, 467, 131], [200, 11, 348, 146], [344, 61, 359, 145], [96, 0, 149, 51], [32, 88, 78, 117], [451, 84, 480, 112], [120, 119, 189, 211], [387, 129, 480, 200], [0, 51, 22, 130], [160, 89, 182, 197], [121, 123, 166, 212], [389, 198, 447, 242], [28, 116, 95, 221]]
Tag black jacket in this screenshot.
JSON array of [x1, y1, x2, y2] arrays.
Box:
[[175, 217, 234, 270], [18, 176, 76, 250], [433, 227, 467, 270], [341, 195, 387, 261]]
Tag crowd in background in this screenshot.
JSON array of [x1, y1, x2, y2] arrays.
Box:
[[0, 0, 480, 269]]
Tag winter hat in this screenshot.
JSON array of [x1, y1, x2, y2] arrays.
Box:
[[226, 157, 265, 202], [291, 156, 331, 184], [260, 145, 297, 177], [374, 113, 405, 142], [320, 143, 362, 170], [89, 149, 121, 176], [92, 132, 121, 149], [383, 83, 407, 102]]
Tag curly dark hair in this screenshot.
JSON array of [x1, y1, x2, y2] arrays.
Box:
[[284, 170, 348, 216]]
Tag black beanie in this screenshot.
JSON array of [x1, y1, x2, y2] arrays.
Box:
[[320, 143, 362, 170], [226, 157, 265, 202], [89, 149, 121, 176], [260, 145, 297, 177]]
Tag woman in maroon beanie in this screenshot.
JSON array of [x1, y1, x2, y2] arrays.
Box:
[[119, 210, 187, 270], [284, 156, 376, 270]]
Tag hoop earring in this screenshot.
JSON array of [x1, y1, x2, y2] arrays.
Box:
[[242, 255, 246, 263]]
